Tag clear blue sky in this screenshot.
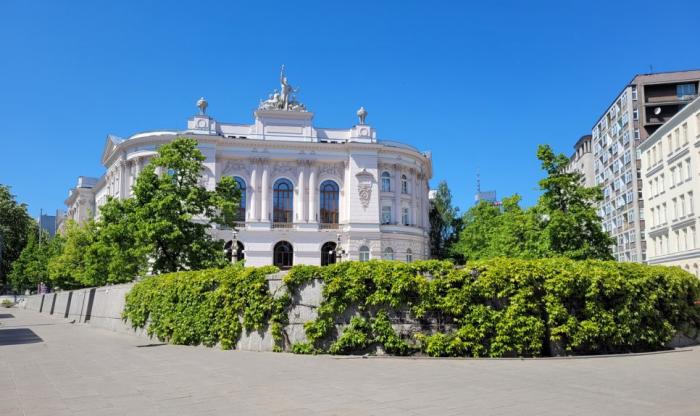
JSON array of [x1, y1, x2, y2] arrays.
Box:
[[1, 0, 699, 217]]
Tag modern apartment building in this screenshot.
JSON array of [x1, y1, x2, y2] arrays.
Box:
[[567, 135, 595, 187], [639, 96, 700, 275], [591, 70, 700, 263]]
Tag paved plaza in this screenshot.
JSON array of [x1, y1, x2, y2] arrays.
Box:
[[0, 308, 698, 415]]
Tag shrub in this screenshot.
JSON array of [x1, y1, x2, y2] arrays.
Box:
[[1, 299, 14, 308], [123, 258, 700, 357], [122, 264, 281, 349], [283, 258, 700, 357]]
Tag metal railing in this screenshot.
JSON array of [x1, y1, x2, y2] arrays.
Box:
[[272, 222, 293, 229], [319, 223, 340, 230]]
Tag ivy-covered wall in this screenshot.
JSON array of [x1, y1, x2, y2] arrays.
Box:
[[123, 258, 700, 357]]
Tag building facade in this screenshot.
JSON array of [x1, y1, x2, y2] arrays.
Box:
[[567, 135, 595, 187], [591, 70, 700, 263], [62, 70, 432, 268], [639, 96, 700, 275]]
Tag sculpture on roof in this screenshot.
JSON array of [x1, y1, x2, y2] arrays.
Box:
[[197, 97, 208, 115], [357, 106, 367, 125], [258, 65, 307, 112]]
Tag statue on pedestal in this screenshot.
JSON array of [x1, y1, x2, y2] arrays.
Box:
[[258, 65, 307, 112]]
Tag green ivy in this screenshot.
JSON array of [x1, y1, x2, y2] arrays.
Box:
[[123, 258, 700, 357], [123, 263, 284, 349]]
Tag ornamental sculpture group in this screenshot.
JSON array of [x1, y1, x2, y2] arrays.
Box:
[[201, 65, 368, 124], [259, 65, 308, 112]]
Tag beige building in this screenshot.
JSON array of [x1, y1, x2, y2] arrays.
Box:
[[567, 135, 595, 187], [639, 96, 700, 275], [592, 70, 700, 263]]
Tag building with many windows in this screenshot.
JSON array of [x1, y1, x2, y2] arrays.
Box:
[[639, 96, 700, 275], [567, 135, 595, 187], [61, 69, 432, 268], [591, 70, 700, 263]]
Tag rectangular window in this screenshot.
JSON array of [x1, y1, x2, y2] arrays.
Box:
[[689, 191, 694, 214], [670, 168, 676, 187], [632, 86, 638, 100], [663, 203, 667, 223], [402, 207, 410, 226], [381, 206, 392, 224], [674, 129, 680, 149], [682, 123, 688, 144], [634, 129, 640, 139], [677, 83, 697, 98], [633, 109, 638, 120], [691, 227, 696, 250], [673, 198, 678, 220], [680, 196, 686, 217], [686, 158, 692, 181]]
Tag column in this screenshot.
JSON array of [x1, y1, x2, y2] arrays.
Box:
[[410, 171, 417, 226], [261, 163, 269, 222], [249, 163, 258, 221], [394, 165, 401, 225], [297, 164, 305, 222], [308, 165, 317, 222]]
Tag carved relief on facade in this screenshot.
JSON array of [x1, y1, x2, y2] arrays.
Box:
[[273, 162, 294, 175], [355, 169, 374, 209], [221, 159, 249, 177]]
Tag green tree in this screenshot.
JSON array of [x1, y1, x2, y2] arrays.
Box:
[[7, 228, 60, 292], [0, 184, 34, 292], [454, 195, 543, 261], [454, 145, 612, 261], [47, 220, 101, 289], [91, 197, 148, 284], [429, 181, 461, 259], [535, 144, 613, 260], [131, 137, 240, 273]]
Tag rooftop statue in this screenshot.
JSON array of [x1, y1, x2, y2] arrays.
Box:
[[258, 65, 307, 112]]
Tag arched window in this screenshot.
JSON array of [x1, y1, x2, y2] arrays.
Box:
[[382, 247, 394, 260], [321, 241, 337, 266], [273, 178, 293, 223], [319, 180, 339, 224], [401, 174, 408, 194], [359, 245, 370, 262], [406, 248, 413, 263], [381, 171, 391, 192], [233, 177, 246, 221], [273, 241, 293, 269]]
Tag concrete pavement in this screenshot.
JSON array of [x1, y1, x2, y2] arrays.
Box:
[[1, 307, 698, 415]]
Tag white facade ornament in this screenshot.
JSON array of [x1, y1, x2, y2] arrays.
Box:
[[357, 106, 367, 125], [197, 97, 208, 115], [355, 169, 374, 209], [258, 65, 307, 112], [319, 163, 340, 178], [222, 160, 248, 176]]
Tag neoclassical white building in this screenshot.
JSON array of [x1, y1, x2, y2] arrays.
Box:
[[61, 69, 433, 268]]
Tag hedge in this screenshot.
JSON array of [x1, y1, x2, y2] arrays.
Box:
[[123, 258, 700, 357]]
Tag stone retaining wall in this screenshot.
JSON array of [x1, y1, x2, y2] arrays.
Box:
[[18, 274, 322, 351], [18, 273, 698, 352]]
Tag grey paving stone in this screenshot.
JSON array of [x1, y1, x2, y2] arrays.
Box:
[[2, 308, 700, 415]]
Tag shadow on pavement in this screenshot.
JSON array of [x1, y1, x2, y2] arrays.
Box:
[[0, 328, 43, 346], [0, 313, 15, 319]]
